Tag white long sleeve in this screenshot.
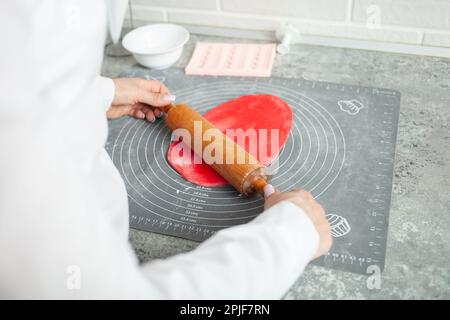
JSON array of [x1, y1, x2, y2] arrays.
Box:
[[0, 1, 318, 299], [98, 76, 116, 111], [140, 201, 319, 299]]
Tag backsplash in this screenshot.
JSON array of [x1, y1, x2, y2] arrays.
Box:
[[128, 0, 450, 48]]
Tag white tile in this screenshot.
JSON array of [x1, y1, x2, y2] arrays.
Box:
[[423, 32, 450, 48], [129, 5, 166, 22], [166, 10, 419, 44], [353, 0, 450, 29], [129, 1, 450, 48], [167, 10, 280, 31], [133, 0, 216, 10], [221, 0, 348, 21], [291, 20, 419, 44]]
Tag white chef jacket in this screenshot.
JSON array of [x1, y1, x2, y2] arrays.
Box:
[[0, 1, 319, 299]]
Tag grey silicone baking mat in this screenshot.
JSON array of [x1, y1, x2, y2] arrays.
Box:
[[106, 68, 400, 274]]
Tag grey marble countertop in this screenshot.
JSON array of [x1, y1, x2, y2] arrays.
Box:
[[102, 33, 450, 299]]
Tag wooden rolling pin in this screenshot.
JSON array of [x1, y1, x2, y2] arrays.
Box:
[[163, 103, 269, 196]]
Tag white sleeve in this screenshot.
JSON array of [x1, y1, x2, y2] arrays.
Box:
[[98, 76, 115, 111], [139, 201, 319, 299]]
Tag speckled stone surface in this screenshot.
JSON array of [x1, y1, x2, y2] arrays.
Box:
[[102, 33, 450, 299]]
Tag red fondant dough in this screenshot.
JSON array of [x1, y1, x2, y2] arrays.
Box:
[[167, 94, 293, 187]]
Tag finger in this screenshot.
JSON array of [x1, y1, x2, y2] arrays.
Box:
[[317, 204, 326, 216], [139, 80, 175, 107], [263, 184, 281, 199], [141, 91, 176, 107], [153, 107, 163, 118], [263, 184, 275, 198], [130, 103, 149, 119], [106, 105, 133, 119], [106, 106, 121, 119], [139, 105, 152, 115], [292, 188, 312, 199], [143, 80, 170, 95], [145, 109, 156, 123], [131, 108, 146, 120], [315, 226, 333, 258]]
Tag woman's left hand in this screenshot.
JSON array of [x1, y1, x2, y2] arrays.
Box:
[[107, 78, 175, 122]]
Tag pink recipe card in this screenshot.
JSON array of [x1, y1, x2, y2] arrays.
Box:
[[185, 42, 276, 77]]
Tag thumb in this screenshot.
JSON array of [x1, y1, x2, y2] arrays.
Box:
[[140, 91, 176, 107], [263, 184, 278, 199], [106, 104, 134, 119]]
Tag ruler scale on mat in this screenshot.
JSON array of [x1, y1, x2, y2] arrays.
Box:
[[106, 68, 400, 275]]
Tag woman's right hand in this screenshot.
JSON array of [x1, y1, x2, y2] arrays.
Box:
[[263, 185, 332, 259]]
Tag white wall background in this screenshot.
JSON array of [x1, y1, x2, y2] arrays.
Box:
[[128, 0, 450, 48]]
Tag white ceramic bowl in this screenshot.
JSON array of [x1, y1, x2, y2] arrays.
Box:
[[122, 24, 190, 70]]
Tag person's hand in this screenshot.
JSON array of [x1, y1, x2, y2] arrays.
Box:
[[263, 185, 332, 259], [107, 78, 176, 122]]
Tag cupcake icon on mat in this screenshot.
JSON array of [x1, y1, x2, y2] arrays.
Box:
[[338, 99, 364, 115], [326, 214, 351, 237]]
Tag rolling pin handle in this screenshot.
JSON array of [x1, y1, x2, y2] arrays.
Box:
[[162, 103, 176, 113], [252, 177, 268, 195]]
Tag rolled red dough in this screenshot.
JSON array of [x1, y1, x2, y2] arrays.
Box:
[[167, 94, 293, 187]]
